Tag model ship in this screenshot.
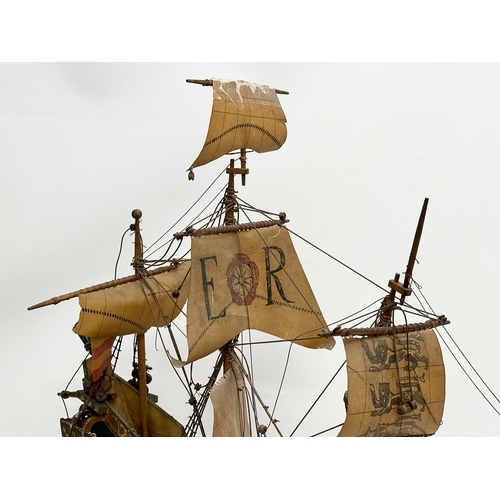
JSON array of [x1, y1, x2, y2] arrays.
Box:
[[28, 78, 449, 437]]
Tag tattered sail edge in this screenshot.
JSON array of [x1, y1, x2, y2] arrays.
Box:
[[166, 324, 335, 369], [212, 79, 284, 111], [190, 79, 287, 169]]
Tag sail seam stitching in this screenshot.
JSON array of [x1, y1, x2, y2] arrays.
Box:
[[255, 294, 323, 316], [204, 123, 283, 149], [81, 307, 146, 331], [188, 302, 233, 355]]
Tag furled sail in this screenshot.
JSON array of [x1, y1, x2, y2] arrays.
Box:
[[338, 329, 445, 437], [210, 367, 251, 437], [73, 261, 190, 380], [171, 223, 334, 366], [190, 79, 287, 169]]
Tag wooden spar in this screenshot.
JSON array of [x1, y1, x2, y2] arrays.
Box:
[[186, 78, 289, 95], [320, 316, 450, 338], [27, 262, 181, 311], [131, 209, 149, 437], [400, 197, 429, 305]]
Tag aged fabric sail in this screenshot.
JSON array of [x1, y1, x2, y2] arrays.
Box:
[[172, 225, 334, 366], [191, 79, 287, 169], [338, 329, 445, 437], [74, 262, 190, 338], [73, 262, 190, 380], [210, 368, 251, 437]]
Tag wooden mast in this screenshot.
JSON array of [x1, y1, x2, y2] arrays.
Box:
[[376, 197, 429, 326], [399, 197, 429, 305], [185, 79, 288, 434], [222, 160, 238, 374], [131, 209, 149, 437]]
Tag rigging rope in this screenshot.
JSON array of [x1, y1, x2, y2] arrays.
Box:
[[61, 354, 91, 418], [287, 227, 388, 294], [98, 169, 500, 439], [114, 227, 132, 279], [310, 423, 344, 437], [289, 360, 346, 437], [267, 340, 294, 427], [143, 166, 227, 260], [237, 195, 387, 293], [412, 281, 500, 416], [229, 349, 283, 436], [239, 330, 261, 434]]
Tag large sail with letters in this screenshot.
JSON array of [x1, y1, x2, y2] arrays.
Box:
[[171, 221, 334, 366]]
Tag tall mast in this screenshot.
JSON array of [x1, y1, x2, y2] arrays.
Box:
[[376, 198, 429, 326], [399, 197, 428, 305], [221, 156, 248, 373], [131, 209, 149, 437], [185, 79, 289, 435]]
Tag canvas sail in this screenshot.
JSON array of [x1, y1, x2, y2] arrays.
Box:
[[73, 261, 190, 380], [190, 79, 287, 169], [338, 329, 445, 437], [172, 223, 334, 366], [210, 367, 251, 437]]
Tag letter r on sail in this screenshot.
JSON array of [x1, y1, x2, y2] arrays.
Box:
[[264, 246, 294, 305]]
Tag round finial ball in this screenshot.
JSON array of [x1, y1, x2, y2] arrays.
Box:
[[132, 209, 142, 219]]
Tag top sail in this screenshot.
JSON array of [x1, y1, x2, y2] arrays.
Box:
[[190, 79, 287, 169]]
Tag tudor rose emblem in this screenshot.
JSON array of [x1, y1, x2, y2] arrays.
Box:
[[226, 253, 259, 305]]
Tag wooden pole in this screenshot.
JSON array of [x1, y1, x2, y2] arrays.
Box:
[[223, 159, 236, 226], [132, 209, 149, 437], [27, 263, 180, 311], [376, 198, 430, 325], [240, 148, 247, 186], [400, 198, 429, 304]]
